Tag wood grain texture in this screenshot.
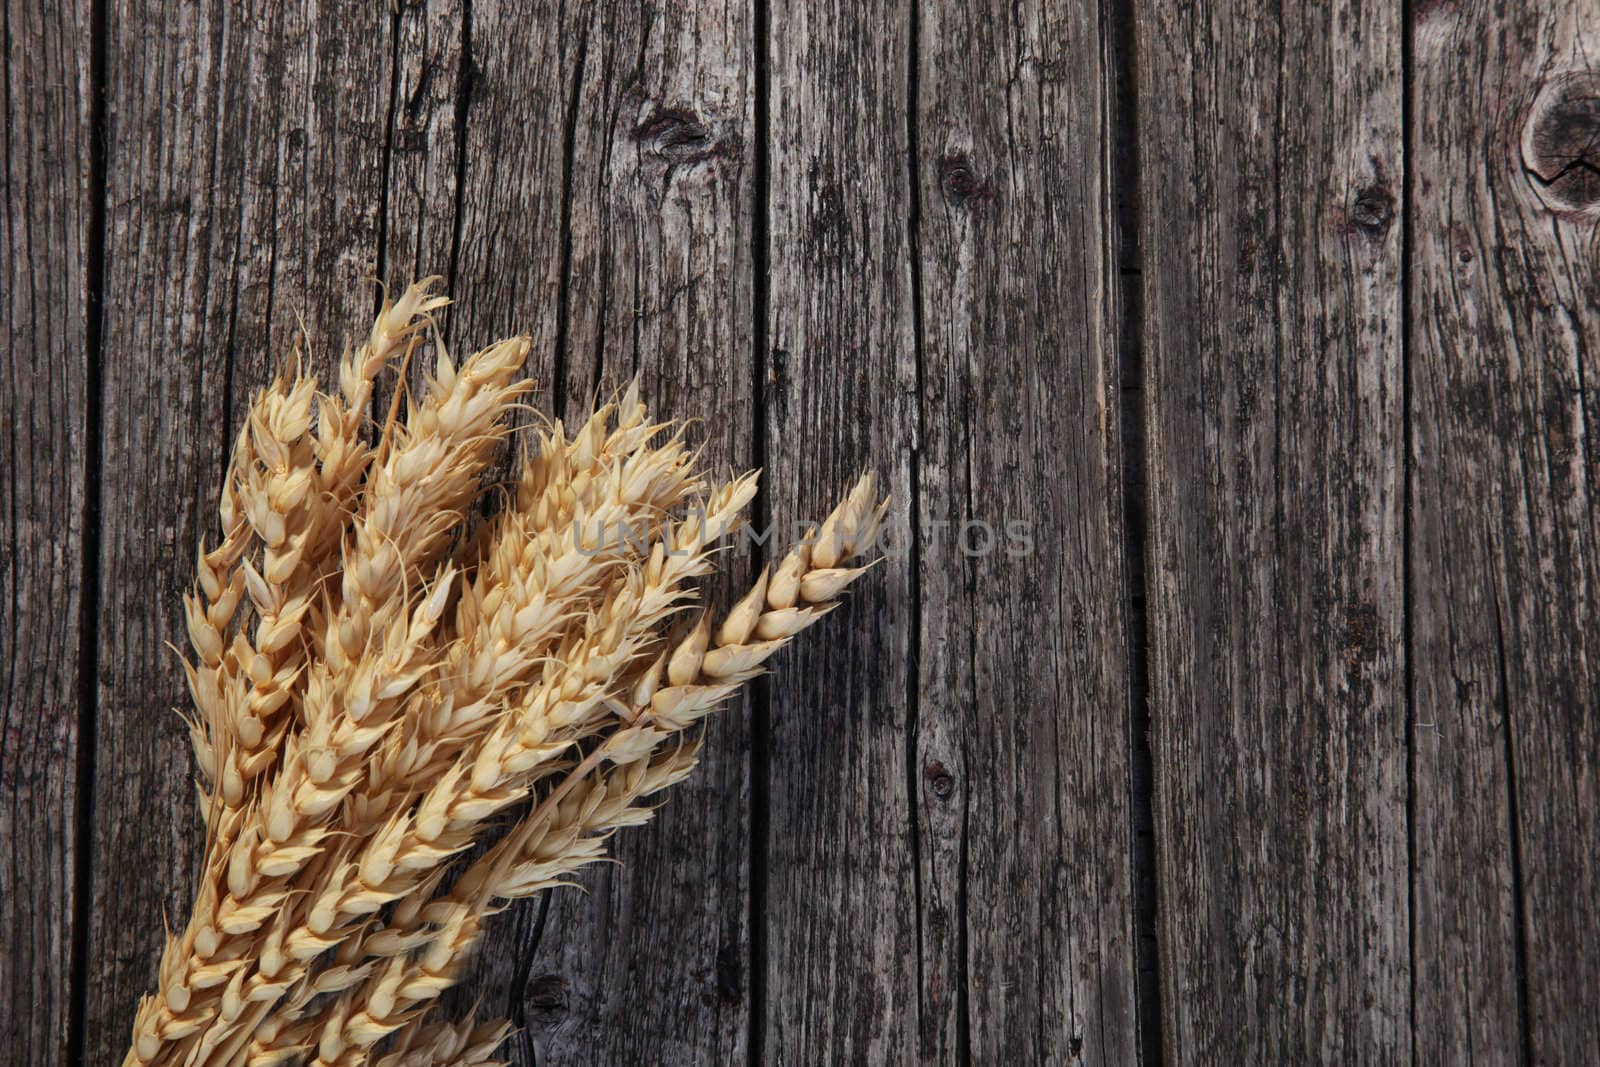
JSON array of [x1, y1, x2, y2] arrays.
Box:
[[912, 0, 1138, 1061], [384, 0, 464, 313], [0, 0, 93, 1061], [8, 0, 1598, 1062], [426, 1, 761, 1061], [87, 3, 392, 1061], [1410, 5, 1600, 1061], [414, 2, 577, 1058], [439, 0, 576, 361], [1136, 0, 1408, 1060], [509, 2, 759, 1062], [761, 1, 921, 1061]]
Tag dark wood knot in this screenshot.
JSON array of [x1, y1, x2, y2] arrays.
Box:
[[1522, 70, 1600, 213], [634, 107, 720, 164], [522, 973, 568, 1024], [1348, 180, 1394, 241], [807, 178, 850, 260], [924, 761, 956, 798], [937, 154, 995, 206]]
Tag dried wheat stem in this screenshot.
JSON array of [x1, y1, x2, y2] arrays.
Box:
[[327, 473, 759, 921], [126, 275, 885, 1067], [129, 287, 447, 1067], [349, 406, 702, 831], [272, 433, 696, 1004], [184, 282, 448, 841], [186, 369, 319, 840]]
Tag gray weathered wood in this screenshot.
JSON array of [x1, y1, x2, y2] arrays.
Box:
[[912, 0, 1139, 1060], [508, 2, 760, 1062], [384, 0, 465, 315], [87, 4, 393, 1061], [0, 1, 93, 1061], [436, 0, 575, 361], [1410, 5, 1600, 1061], [12, 1, 1600, 1062], [432, 1, 761, 1061], [1137, 1, 1409, 1059], [760, 2, 921, 1061]]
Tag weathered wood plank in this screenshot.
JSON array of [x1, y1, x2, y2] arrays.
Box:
[[1136, 1, 1408, 1059], [88, 3, 393, 1061], [415, 2, 577, 1059], [1410, 6, 1600, 1061], [437, 0, 575, 360], [761, 2, 921, 1061], [383, 0, 464, 313], [0, 1, 94, 1061], [511, 2, 760, 1062], [912, 0, 1138, 1061], [433, 3, 758, 1060]]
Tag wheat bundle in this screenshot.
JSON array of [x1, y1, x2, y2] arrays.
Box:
[[123, 280, 886, 1067]]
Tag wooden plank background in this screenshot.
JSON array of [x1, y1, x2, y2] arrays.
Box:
[[2, 1, 1597, 1063], [1137, 2, 1409, 1059]]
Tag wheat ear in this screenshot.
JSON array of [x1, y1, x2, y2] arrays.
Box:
[[291, 475, 885, 1065], [234, 475, 758, 1066], [370, 1016, 512, 1067], [126, 330, 526, 1067], [184, 282, 448, 839], [348, 404, 701, 833], [176, 337, 528, 1065], [182, 369, 316, 838]]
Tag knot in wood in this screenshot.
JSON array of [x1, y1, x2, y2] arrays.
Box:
[[634, 107, 718, 164], [1522, 71, 1600, 212], [1348, 180, 1395, 241], [937, 153, 995, 206], [807, 177, 850, 261], [924, 761, 956, 798], [522, 973, 569, 1024]]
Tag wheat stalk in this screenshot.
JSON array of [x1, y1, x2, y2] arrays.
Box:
[[187, 459, 741, 1067], [232, 477, 759, 1066], [183, 284, 450, 844], [123, 285, 885, 1067]]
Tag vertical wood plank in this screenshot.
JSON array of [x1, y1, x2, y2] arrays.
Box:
[[88, 3, 393, 1061], [422, 2, 579, 1056], [439, 0, 576, 361], [913, 0, 1138, 1061], [446, 0, 759, 1060], [383, 0, 464, 303], [1, 0, 93, 1061], [515, 3, 759, 1062], [1410, 5, 1600, 1061], [1137, 1, 1408, 1059], [762, 1, 921, 1061]]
